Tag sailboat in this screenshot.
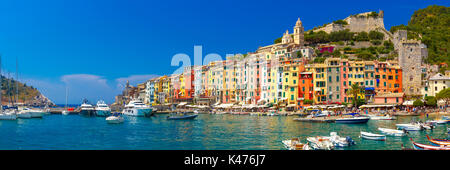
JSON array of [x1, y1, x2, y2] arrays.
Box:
[[15, 57, 44, 118], [0, 55, 17, 120], [62, 87, 69, 115]]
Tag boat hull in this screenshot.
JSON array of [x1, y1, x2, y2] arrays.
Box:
[[95, 110, 111, 117], [106, 116, 124, 124], [18, 113, 32, 119], [426, 135, 450, 146], [335, 117, 370, 124], [80, 109, 95, 116], [122, 108, 152, 117], [411, 139, 450, 150], [30, 112, 44, 118], [167, 114, 198, 120], [0, 114, 17, 120], [360, 132, 386, 141]]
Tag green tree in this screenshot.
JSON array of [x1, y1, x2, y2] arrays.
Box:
[[413, 99, 424, 107], [354, 31, 369, 41], [424, 96, 437, 107], [368, 31, 384, 40], [347, 83, 364, 108], [436, 88, 450, 106]]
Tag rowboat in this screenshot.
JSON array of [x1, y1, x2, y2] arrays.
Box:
[[306, 136, 334, 150], [282, 138, 311, 150], [426, 135, 450, 146], [326, 132, 355, 147], [378, 128, 406, 136], [410, 138, 450, 150], [360, 131, 386, 141], [335, 116, 370, 124]]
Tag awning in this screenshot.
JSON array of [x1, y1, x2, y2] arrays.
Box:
[[287, 104, 296, 107], [365, 87, 375, 91], [178, 102, 187, 106]]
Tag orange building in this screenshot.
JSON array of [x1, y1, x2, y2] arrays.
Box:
[[374, 61, 402, 93], [298, 72, 313, 106]]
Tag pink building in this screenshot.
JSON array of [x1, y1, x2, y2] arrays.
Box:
[[373, 92, 404, 105]]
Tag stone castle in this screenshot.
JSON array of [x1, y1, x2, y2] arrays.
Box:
[[313, 10, 393, 40]]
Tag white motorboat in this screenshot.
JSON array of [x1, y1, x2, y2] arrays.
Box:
[[20, 108, 44, 118], [282, 138, 310, 150], [122, 99, 152, 116], [368, 114, 396, 120], [314, 110, 335, 117], [360, 131, 386, 141], [95, 100, 111, 117], [79, 99, 95, 116], [378, 128, 406, 136], [396, 123, 422, 131], [106, 115, 124, 124], [306, 136, 335, 150], [326, 132, 355, 147]]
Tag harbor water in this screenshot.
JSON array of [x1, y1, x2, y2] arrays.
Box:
[[0, 113, 448, 150]]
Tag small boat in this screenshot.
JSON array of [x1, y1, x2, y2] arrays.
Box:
[[396, 123, 422, 131], [360, 131, 386, 141], [167, 113, 198, 120], [106, 113, 124, 124], [62, 110, 69, 115], [314, 110, 335, 117], [410, 138, 450, 150], [368, 114, 396, 120], [335, 116, 370, 124], [426, 135, 450, 146], [306, 136, 334, 150], [378, 128, 406, 136], [327, 132, 355, 147], [282, 138, 310, 150]]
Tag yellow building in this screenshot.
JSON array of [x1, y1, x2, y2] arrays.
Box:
[[306, 63, 327, 104], [346, 60, 366, 101]]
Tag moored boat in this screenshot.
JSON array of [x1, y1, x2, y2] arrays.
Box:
[[378, 128, 406, 136], [335, 116, 370, 124], [122, 99, 152, 117], [426, 135, 450, 146], [410, 138, 450, 150], [167, 113, 198, 120], [306, 136, 334, 150], [368, 114, 396, 120], [396, 123, 422, 131], [79, 99, 95, 116], [282, 138, 310, 150], [0, 110, 18, 120], [95, 100, 111, 117], [360, 131, 386, 141]]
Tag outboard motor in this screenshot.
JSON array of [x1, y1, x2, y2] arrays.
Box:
[[346, 136, 355, 146]]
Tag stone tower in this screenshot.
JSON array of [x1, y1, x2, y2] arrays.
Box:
[[394, 30, 428, 96], [293, 18, 304, 46]]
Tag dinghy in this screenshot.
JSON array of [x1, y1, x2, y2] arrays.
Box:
[[360, 131, 386, 141], [368, 114, 396, 120], [167, 113, 198, 120], [378, 128, 406, 136], [396, 124, 422, 131], [106, 112, 124, 124]]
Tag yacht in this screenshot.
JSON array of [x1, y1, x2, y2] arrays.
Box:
[[122, 99, 152, 117], [19, 108, 44, 118], [79, 99, 95, 116], [95, 100, 111, 117]]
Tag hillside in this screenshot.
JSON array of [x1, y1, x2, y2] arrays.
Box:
[[1, 76, 52, 106], [390, 5, 450, 66]]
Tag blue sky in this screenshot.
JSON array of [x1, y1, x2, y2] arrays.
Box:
[[0, 0, 448, 104]]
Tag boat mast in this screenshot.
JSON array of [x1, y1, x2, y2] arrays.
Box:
[[15, 57, 19, 107], [65, 86, 68, 109]]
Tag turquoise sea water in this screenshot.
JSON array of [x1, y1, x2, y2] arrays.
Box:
[[0, 114, 448, 150]]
